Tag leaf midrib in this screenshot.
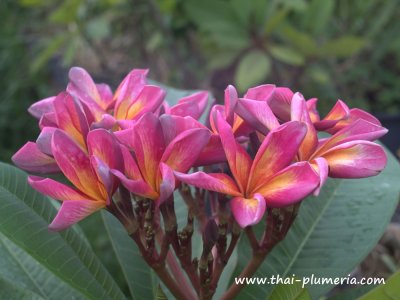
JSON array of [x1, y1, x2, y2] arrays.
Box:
[[280, 180, 343, 280]]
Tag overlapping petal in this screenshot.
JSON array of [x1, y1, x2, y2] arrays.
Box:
[[12, 142, 59, 173], [230, 194, 266, 228]]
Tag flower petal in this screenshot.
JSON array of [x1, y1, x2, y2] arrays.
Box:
[[53, 92, 89, 149], [12, 142, 59, 173], [87, 129, 123, 171], [160, 114, 206, 145], [28, 96, 55, 119], [256, 162, 319, 207], [49, 200, 104, 231], [36, 127, 57, 155], [267, 87, 294, 121], [306, 98, 320, 123], [111, 169, 157, 199], [225, 85, 238, 124], [236, 98, 279, 134], [170, 91, 209, 120], [322, 141, 387, 178], [216, 113, 252, 193], [311, 157, 328, 196], [314, 100, 350, 131], [52, 130, 104, 201], [113, 69, 148, 116], [174, 171, 241, 197], [158, 163, 175, 204], [131, 113, 165, 189], [248, 121, 307, 194], [230, 194, 266, 228], [194, 134, 226, 166], [291, 93, 318, 160], [314, 119, 388, 156], [28, 176, 88, 201], [161, 128, 210, 172], [244, 84, 275, 101]]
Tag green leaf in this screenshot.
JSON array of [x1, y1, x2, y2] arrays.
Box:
[[0, 233, 85, 299], [268, 280, 311, 300], [280, 25, 317, 57], [326, 285, 375, 300], [0, 275, 44, 300], [31, 35, 67, 73], [235, 50, 271, 92], [302, 0, 334, 35], [358, 270, 400, 300], [269, 46, 305, 66], [234, 146, 400, 299], [0, 162, 126, 300], [264, 8, 289, 36], [320, 36, 365, 58], [100, 211, 154, 300]]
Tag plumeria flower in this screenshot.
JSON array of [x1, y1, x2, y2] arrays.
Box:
[[290, 93, 388, 194], [26, 129, 123, 231], [175, 113, 320, 228], [112, 113, 211, 204]]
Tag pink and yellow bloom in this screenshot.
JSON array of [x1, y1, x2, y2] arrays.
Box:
[[175, 113, 320, 228], [112, 113, 211, 204], [27, 129, 122, 231]]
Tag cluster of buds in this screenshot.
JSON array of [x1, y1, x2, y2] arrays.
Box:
[[13, 67, 388, 299]]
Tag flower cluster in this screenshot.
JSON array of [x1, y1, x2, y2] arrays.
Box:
[[13, 67, 387, 231]]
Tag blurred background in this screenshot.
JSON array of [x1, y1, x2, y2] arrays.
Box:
[[1, 0, 400, 160], [0, 0, 400, 294]]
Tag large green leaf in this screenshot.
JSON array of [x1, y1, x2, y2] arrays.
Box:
[[234, 147, 400, 299], [0, 162, 126, 300], [358, 270, 400, 300], [268, 281, 311, 300], [0, 233, 85, 299], [0, 275, 44, 300], [100, 211, 154, 300]]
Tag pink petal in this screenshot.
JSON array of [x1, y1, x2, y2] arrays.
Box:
[[90, 114, 116, 130], [322, 141, 387, 178], [244, 84, 275, 101], [158, 163, 175, 204], [67, 67, 111, 110], [248, 121, 307, 194], [39, 112, 57, 130], [311, 157, 328, 196], [267, 87, 294, 121], [87, 129, 123, 171], [256, 162, 319, 207], [161, 128, 210, 172], [131, 113, 165, 189], [51, 130, 104, 201], [111, 169, 157, 199], [216, 112, 252, 193], [53, 92, 89, 148], [315, 119, 388, 156], [230, 194, 266, 228], [113, 69, 148, 114], [174, 171, 241, 197], [170, 91, 209, 120], [194, 134, 226, 166], [12, 142, 59, 173], [291, 93, 318, 160], [28, 96, 56, 119], [314, 100, 350, 131], [326, 108, 383, 134], [224, 85, 238, 124], [114, 128, 135, 149], [28, 176, 88, 201], [306, 98, 320, 123], [36, 127, 57, 155], [119, 145, 143, 181], [124, 85, 165, 120], [236, 98, 279, 134], [160, 114, 206, 145], [49, 200, 104, 231], [96, 83, 114, 109]]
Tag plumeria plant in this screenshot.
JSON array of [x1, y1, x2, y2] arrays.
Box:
[[6, 66, 398, 300]]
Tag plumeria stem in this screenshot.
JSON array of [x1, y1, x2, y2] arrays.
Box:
[[220, 206, 300, 300]]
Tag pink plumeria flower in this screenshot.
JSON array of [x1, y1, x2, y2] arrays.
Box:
[[175, 113, 320, 228], [27, 129, 123, 231], [112, 113, 211, 204]]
